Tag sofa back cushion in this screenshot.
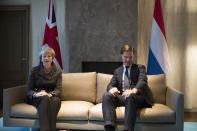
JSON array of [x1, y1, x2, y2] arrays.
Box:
[[96, 73, 113, 103], [147, 74, 167, 104], [96, 73, 167, 104], [61, 72, 96, 103]]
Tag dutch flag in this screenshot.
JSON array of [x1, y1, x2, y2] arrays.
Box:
[[147, 0, 171, 75]]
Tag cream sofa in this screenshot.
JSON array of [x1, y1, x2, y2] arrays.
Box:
[[3, 72, 184, 131]]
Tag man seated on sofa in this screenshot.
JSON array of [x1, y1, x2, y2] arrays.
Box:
[[102, 44, 153, 131]]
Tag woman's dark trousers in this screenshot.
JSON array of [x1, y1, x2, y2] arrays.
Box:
[[29, 96, 61, 131]]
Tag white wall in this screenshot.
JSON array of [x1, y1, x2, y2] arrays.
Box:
[[31, 0, 47, 68], [164, 0, 197, 111], [55, 0, 69, 73]]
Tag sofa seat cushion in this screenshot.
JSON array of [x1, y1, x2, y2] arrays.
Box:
[[137, 103, 175, 123], [89, 103, 175, 123], [10, 103, 38, 118], [10, 101, 95, 120], [89, 103, 125, 121], [57, 101, 94, 121]]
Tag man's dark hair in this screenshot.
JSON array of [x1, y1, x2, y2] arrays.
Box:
[[120, 45, 134, 54]]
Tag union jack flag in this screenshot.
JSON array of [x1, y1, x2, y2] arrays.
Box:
[[42, 0, 63, 69]]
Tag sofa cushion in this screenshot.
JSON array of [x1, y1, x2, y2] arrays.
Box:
[[10, 103, 39, 118], [58, 101, 94, 121], [10, 101, 95, 121], [137, 103, 175, 123], [148, 74, 167, 104], [89, 103, 175, 123], [61, 72, 96, 103], [96, 73, 113, 103]]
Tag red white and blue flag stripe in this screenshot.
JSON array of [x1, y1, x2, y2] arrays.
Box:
[[42, 0, 63, 69], [147, 0, 170, 75]]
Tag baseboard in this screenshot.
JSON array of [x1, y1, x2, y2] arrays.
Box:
[[184, 108, 197, 112]]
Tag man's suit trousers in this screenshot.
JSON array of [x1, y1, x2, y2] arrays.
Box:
[[102, 92, 147, 131]]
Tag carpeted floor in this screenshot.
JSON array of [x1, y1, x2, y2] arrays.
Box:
[[0, 118, 197, 131], [184, 122, 197, 131]]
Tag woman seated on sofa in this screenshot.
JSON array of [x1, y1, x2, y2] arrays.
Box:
[[26, 47, 62, 131]]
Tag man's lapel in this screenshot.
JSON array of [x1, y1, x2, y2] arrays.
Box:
[[130, 64, 138, 83], [117, 66, 123, 86]]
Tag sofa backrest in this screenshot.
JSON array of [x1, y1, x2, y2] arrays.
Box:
[[96, 73, 167, 104], [60, 72, 166, 104], [96, 73, 113, 103], [60, 72, 96, 103]]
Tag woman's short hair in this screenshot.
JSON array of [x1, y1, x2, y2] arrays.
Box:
[[120, 44, 134, 54], [39, 47, 55, 60]]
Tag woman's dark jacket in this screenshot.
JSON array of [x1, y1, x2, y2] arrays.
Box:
[[26, 63, 62, 100]]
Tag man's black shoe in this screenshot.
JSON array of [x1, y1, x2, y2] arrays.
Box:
[[105, 125, 115, 131]]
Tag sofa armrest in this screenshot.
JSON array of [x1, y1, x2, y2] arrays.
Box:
[[3, 85, 26, 120], [166, 87, 184, 131]]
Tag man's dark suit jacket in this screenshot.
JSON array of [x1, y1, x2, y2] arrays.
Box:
[[107, 64, 153, 107]]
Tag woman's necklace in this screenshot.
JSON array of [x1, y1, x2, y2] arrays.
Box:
[[44, 66, 51, 73]]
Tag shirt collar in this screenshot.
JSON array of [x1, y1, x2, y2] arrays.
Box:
[[123, 65, 131, 72]]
